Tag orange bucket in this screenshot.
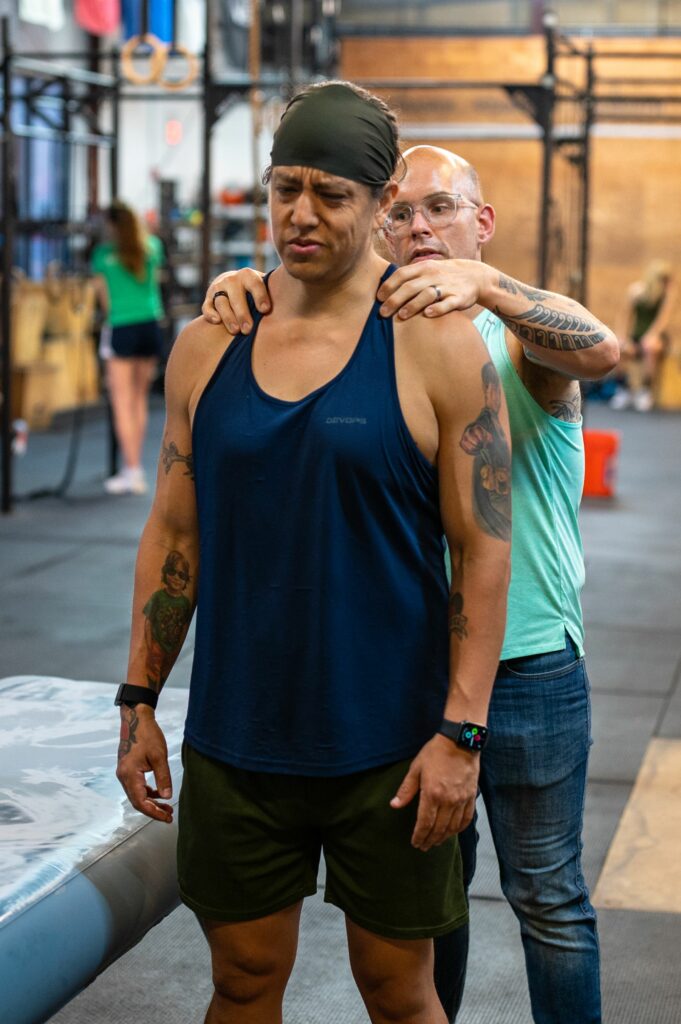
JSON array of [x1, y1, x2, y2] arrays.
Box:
[[583, 429, 620, 498]]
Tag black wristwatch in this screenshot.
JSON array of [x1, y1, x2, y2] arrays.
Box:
[[114, 683, 159, 711], [439, 719, 489, 753]]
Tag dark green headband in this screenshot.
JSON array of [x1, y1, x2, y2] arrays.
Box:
[[270, 84, 397, 187]]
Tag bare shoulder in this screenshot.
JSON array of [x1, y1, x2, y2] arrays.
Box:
[[166, 317, 237, 413], [395, 311, 492, 403]]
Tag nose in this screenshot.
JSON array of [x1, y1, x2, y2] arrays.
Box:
[[410, 207, 432, 236], [290, 191, 319, 229]]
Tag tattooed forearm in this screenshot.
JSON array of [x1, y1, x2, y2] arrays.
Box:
[[497, 303, 607, 352], [117, 706, 139, 761], [162, 440, 194, 479], [496, 273, 607, 352], [459, 362, 512, 542], [143, 550, 194, 692], [448, 592, 469, 640], [549, 393, 582, 422]]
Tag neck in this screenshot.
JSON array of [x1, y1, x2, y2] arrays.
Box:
[[270, 250, 389, 320]]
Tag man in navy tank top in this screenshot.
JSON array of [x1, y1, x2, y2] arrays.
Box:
[[203, 145, 617, 1024], [115, 83, 511, 1023]]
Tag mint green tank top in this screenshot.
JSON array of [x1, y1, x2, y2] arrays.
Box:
[[473, 309, 586, 658]]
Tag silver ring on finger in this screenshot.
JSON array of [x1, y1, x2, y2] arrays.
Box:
[[432, 284, 442, 302]]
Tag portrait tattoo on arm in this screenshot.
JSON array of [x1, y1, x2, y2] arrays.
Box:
[[162, 440, 194, 479], [496, 274, 606, 352], [459, 362, 512, 542], [448, 591, 469, 640], [142, 550, 193, 692]]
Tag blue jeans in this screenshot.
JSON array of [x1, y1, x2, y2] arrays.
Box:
[[434, 634, 602, 1023]]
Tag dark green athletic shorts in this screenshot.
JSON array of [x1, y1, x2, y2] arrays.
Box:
[[177, 743, 468, 940]]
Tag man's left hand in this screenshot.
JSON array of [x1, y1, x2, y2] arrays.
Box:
[[377, 259, 491, 321], [390, 733, 479, 852]]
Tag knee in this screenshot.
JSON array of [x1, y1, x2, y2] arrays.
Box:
[[212, 945, 293, 1007], [353, 960, 433, 1022], [500, 865, 596, 940]]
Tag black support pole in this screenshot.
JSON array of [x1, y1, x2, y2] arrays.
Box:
[[200, 1, 212, 298], [1, 17, 15, 514]]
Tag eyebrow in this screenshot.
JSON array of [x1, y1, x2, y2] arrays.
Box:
[[394, 191, 464, 204], [273, 171, 352, 193]]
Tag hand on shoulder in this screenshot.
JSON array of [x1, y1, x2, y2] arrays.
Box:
[[377, 258, 492, 321]]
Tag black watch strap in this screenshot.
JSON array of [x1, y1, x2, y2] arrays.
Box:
[[439, 718, 488, 752], [114, 683, 158, 710]]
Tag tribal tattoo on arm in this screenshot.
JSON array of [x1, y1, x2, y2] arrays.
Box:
[[459, 363, 512, 542], [162, 440, 194, 479], [496, 274, 607, 352], [549, 391, 582, 422]]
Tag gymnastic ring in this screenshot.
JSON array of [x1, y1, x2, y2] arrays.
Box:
[[120, 34, 167, 86], [157, 44, 200, 92]]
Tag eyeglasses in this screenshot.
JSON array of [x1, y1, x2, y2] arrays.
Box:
[[167, 567, 190, 582], [386, 193, 479, 235]]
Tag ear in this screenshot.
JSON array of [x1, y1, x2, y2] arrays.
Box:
[[477, 203, 496, 248], [373, 179, 399, 232], [380, 221, 398, 261]]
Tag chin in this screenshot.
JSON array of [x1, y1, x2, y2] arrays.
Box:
[[280, 254, 333, 282]]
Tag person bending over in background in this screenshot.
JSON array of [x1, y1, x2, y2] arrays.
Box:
[[92, 200, 165, 494], [610, 259, 676, 412], [115, 85, 511, 1024], [202, 143, 619, 1024]]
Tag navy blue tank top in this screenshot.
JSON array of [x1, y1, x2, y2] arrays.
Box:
[[186, 267, 450, 776]]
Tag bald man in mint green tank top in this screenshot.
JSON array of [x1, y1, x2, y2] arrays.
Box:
[[202, 145, 618, 1024]]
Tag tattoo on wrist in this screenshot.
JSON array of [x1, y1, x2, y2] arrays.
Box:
[[459, 362, 512, 542], [143, 550, 194, 691], [162, 440, 194, 479], [118, 706, 139, 761], [498, 274, 547, 303], [448, 592, 468, 640]]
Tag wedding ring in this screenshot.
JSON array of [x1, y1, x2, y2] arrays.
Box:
[[432, 285, 442, 302], [213, 290, 229, 302]]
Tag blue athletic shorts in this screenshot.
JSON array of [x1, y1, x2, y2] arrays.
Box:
[[101, 320, 164, 359]]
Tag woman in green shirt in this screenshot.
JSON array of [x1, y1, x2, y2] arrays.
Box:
[[92, 201, 165, 494], [611, 260, 676, 412]]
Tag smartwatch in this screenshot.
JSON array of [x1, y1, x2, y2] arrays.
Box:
[[114, 683, 158, 711], [439, 719, 488, 752]]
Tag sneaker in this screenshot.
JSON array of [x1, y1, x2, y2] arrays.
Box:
[[609, 388, 632, 410], [104, 467, 148, 495], [633, 388, 653, 412]]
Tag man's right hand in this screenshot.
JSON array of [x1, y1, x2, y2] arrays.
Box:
[[116, 705, 174, 823], [201, 269, 270, 335]]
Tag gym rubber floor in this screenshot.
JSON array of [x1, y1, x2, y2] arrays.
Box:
[[2, 400, 680, 1023]]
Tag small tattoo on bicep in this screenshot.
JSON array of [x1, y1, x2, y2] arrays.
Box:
[[549, 393, 582, 422], [448, 591, 468, 640], [459, 362, 512, 542], [162, 440, 194, 479]]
